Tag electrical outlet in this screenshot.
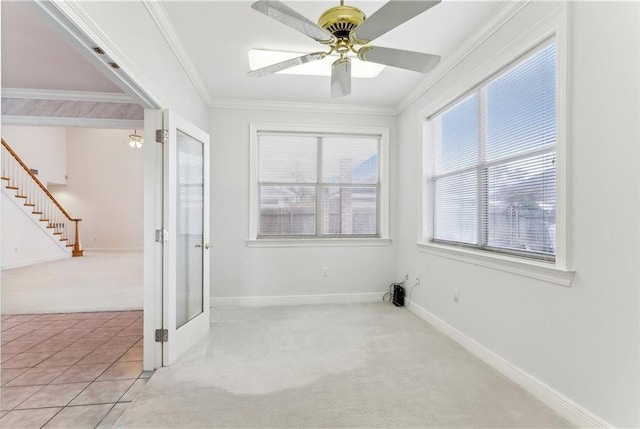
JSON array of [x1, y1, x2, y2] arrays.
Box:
[[453, 289, 460, 303], [405, 272, 409, 281], [322, 267, 329, 277], [416, 275, 421, 285]]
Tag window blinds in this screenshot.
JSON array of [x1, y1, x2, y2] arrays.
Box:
[[258, 133, 380, 238], [430, 42, 557, 260]]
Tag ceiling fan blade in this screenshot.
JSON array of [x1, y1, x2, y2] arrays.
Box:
[[358, 46, 440, 73], [351, 0, 441, 44], [248, 52, 326, 77], [331, 58, 351, 98], [251, 0, 336, 44]]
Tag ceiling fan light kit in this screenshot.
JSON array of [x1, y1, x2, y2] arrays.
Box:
[[249, 0, 442, 98]]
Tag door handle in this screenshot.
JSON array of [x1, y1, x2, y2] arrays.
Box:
[[195, 243, 211, 249]]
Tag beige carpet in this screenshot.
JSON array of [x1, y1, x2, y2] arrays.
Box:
[[117, 303, 573, 428], [1, 251, 143, 314]]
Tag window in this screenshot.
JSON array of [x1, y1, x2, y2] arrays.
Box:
[[250, 125, 389, 243], [426, 41, 557, 262]]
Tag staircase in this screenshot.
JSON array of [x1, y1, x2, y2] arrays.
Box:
[[1, 138, 83, 257]]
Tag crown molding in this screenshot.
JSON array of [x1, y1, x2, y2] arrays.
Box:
[[395, 0, 530, 114], [1, 88, 137, 104], [210, 98, 397, 116], [2, 115, 143, 129], [143, 1, 215, 107]]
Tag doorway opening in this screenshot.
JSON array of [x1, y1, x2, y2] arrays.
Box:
[[1, 1, 160, 426]]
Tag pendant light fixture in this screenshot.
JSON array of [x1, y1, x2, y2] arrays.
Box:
[[128, 130, 144, 149]]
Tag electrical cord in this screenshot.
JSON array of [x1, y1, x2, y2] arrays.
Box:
[[382, 284, 393, 303], [407, 282, 420, 306], [382, 281, 404, 303]]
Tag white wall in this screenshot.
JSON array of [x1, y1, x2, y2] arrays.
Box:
[[1, 192, 68, 269], [395, 2, 639, 427], [2, 125, 67, 186], [209, 107, 399, 302], [50, 128, 144, 251]]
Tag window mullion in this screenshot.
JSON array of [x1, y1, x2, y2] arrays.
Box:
[[478, 87, 488, 248]]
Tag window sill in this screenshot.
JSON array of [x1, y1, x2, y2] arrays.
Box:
[[417, 242, 573, 287], [247, 238, 392, 248]]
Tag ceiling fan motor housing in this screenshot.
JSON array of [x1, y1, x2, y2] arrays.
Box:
[[317, 5, 366, 39]]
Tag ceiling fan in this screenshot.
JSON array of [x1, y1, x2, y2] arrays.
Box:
[[248, 0, 442, 98]]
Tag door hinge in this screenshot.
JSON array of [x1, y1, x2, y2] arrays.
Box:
[[155, 129, 168, 144], [155, 229, 168, 243], [155, 329, 168, 342]]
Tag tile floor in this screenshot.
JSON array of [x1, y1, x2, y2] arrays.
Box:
[[0, 310, 149, 428]]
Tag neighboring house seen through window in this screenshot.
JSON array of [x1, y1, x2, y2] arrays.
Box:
[[426, 41, 557, 261]]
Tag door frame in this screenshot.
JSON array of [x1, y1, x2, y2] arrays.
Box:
[[143, 110, 164, 370]]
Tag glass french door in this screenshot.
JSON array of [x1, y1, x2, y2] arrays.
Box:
[[162, 110, 210, 365]]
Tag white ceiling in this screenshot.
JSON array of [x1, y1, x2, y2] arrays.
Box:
[[162, 1, 505, 107], [1, 0, 505, 109]]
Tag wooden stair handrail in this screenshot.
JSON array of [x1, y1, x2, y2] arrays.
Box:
[[1, 138, 80, 222]]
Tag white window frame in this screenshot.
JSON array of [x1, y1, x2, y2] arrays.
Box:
[[417, 6, 573, 286], [248, 123, 390, 247]]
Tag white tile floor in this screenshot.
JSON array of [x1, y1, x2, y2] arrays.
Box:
[[1, 310, 148, 428]]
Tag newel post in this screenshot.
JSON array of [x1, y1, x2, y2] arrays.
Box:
[[72, 219, 84, 257]]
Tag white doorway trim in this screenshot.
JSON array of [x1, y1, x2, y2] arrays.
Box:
[[143, 110, 164, 370], [31, 1, 162, 110]]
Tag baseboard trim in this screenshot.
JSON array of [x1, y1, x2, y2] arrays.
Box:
[[406, 301, 612, 429], [83, 248, 144, 253], [1, 254, 70, 271], [211, 292, 383, 307], [1, 305, 143, 315]]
